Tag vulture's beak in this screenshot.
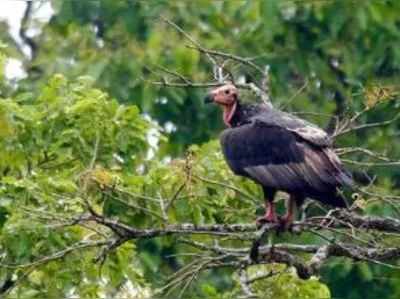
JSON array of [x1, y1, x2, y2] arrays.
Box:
[[204, 94, 214, 104]]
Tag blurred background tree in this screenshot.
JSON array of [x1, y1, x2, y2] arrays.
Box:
[[0, 0, 400, 298]]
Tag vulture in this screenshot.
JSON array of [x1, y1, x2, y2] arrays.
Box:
[[205, 83, 352, 228]]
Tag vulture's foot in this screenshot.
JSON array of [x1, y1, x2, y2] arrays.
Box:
[[277, 213, 294, 233], [256, 201, 278, 228]]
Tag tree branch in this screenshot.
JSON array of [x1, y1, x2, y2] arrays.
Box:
[[333, 112, 400, 138], [19, 1, 37, 60]]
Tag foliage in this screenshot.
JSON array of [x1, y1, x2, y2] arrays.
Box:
[[0, 74, 335, 298], [0, 0, 399, 298], [10, 0, 400, 157], [0, 74, 154, 298]]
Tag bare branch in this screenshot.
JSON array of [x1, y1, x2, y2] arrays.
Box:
[[336, 147, 394, 162], [245, 268, 283, 284], [160, 16, 217, 68], [341, 159, 400, 167], [308, 245, 331, 273], [155, 65, 192, 85], [103, 190, 165, 220], [193, 174, 258, 203], [150, 80, 221, 88], [0, 240, 109, 269], [186, 45, 264, 75], [337, 210, 400, 233], [19, 1, 37, 60], [238, 267, 257, 298], [333, 112, 400, 138], [279, 79, 309, 109]]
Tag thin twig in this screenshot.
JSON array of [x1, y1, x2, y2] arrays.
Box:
[[160, 16, 217, 67], [334, 113, 400, 137], [186, 45, 264, 75]]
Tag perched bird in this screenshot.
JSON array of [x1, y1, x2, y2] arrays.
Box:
[[205, 83, 352, 228]]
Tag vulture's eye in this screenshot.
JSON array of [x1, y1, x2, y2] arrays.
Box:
[[225, 90, 230, 94]]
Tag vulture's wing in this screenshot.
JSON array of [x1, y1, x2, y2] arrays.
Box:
[[251, 108, 331, 147], [220, 121, 350, 205]]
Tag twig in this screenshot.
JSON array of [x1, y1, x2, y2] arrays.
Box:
[[279, 79, 309, 109], [0, 240, 109, 269], [160, 16, 217, 68], [238, 267, 257, 298], [150, 80, 221, 88], [193, 175, 258, 203], [155, 65, 192, 84], [334, 113, 400, 137], [186, 45, 264, 75], [89, 131, 100, 169], [341, 159, 400, 167], [245, 269, 283, 284], [165, 182, 186, 211], [336, 147, 394, 162], [102, 191, 165, 220], [19, 1, 37, 60]]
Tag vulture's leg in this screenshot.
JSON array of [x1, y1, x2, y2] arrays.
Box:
[[280, 194, 305, 229], [256, 188, 277, 225]]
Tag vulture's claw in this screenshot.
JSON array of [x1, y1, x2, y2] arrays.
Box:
[[277, 214, 294, 233], [256, 201, 278, 228]]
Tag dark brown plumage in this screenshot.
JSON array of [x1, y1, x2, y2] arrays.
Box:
[[205, 84, 352, 227]]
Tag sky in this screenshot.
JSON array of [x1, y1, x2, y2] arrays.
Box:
[[0, 0, 53, 79]]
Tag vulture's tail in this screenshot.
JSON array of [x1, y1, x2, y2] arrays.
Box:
[[329, 192, 349, 208], [336, 170, 353, 188], [315, 191, 349, 208]]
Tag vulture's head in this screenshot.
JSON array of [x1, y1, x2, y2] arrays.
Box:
[[205, 83, 238, 127]]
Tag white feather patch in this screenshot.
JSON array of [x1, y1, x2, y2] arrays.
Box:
[[289, 126, 330, 146]]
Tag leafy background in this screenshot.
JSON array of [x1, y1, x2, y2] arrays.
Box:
[[0, 0, 400, 298]]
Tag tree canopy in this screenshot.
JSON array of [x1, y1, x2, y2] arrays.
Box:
[[0, 1, 400, 298]]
